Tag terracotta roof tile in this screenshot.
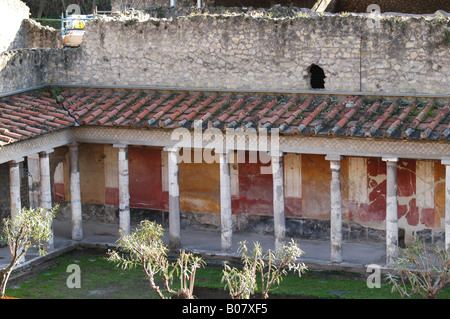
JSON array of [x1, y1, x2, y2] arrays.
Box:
[[0, 88, 449, 147], [201, 94, 232, 125], [0, 91, 76, 146], [132, 92, 167, 125]]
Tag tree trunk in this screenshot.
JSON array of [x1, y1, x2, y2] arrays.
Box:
[[0, 270, 12, 298], [37, 0, 46, 19]]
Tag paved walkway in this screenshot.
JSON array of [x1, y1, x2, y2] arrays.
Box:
[[1, 219, 387, 274]]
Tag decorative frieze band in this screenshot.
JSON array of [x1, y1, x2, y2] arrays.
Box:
[[1, 126, 449, 165], [72, 126, 450, 160]]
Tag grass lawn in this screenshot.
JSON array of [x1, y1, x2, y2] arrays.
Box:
[[4, 247, 450, 299]]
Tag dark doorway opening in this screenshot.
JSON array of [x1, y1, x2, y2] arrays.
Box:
[[309, 64, 326, 89]]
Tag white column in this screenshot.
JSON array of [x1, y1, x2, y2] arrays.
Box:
[[165, 147, 181, 249], [326, 155, 343, 264], [442, 159, 450, 251], [9, 159, 23, 219], [10, 158, 24, 261], [383, 157, 399, 266], [27, 154, 40, 209], [69, 143, 83, 241], [40, 150, 54, 252], [272, 151, 285, 251], [115, 144, 130, 237], [39, 151, 53, 210], [219, 151, 233, 253]]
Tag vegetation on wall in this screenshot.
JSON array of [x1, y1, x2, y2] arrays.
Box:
[[23, 0, 111, 18]]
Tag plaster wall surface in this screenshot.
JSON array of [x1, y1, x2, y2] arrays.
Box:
[[39, 144, 446, 243]]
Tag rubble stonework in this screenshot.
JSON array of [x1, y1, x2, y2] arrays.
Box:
[[1, 12, 449, 95]]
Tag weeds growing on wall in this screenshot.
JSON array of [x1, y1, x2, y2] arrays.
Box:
[[442, 29, 450, 46]]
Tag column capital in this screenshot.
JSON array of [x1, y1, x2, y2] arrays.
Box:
[[113, 143, 128, 149], [214, 148, 232, 155], [382, 157, 398, 162], [9, 157, 24, 164], [441, 159, 450, 166], [163, 146, 180, 153], [325, 154, 343, 161], [39, 149, 54, 156], [270, 151, 284, 158]]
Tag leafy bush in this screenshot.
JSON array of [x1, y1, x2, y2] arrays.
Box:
[[222, 239, 307, 299], [108, 220, 205, 299], [0, 206, 56, 298], [386, 238, 450, 299]]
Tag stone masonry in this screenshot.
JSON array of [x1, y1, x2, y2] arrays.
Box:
[[1, 11, 449, 95]]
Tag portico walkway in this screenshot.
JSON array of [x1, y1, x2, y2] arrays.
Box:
[[0, 219, 386, 274]]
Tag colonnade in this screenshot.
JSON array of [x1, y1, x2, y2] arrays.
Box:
[[8, 144, 450, 265]]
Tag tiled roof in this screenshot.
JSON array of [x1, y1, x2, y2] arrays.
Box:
[[0, 88, 449, 146], [0, 92, 76, 146]]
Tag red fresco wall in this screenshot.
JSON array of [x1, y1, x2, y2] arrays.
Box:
[[347, 157, 386, 223], [397, 159, 418, 226], [58, 143, 445, 233], [105, 187, 119, 205], [128, 146, 164, 210], [346, 158, 445, 229], [235, 154, 273, 216], [232, 153, 301, 217]]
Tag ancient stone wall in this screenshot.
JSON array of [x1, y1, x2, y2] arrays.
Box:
[[0, 0, 61, 53], [0, 48, 77, 93], [0, 0, 30, 53], [16, 19, 62, 50], [55, 13, 449, 94], [1, 12, 449, 94]]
